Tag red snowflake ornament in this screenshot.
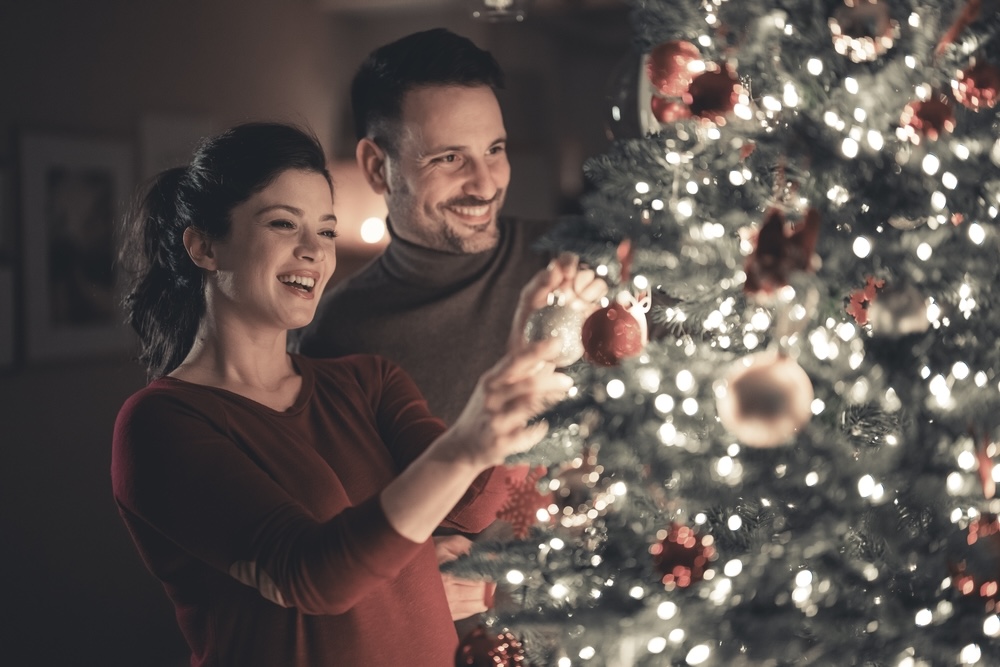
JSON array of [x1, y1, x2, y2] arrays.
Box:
[[495, 466, 552, 539], [846, 275, 885, 325]]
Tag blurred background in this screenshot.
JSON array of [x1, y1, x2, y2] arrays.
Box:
[[0, 0, 630, 664]]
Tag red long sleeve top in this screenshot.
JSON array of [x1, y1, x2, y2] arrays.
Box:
[[111, 354, 507, 666]]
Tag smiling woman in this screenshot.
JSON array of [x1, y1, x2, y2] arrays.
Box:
[[110, 121, 575, 666]]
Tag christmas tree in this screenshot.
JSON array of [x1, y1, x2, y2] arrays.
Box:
[[450, 1, 1000, 665]]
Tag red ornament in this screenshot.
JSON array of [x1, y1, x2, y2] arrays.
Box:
[[495, 465, 553, 539], [743, 207, 821, 296], [952, 60, 1000, 111], [455, 626, 526, 667], [646, 40, 702, 98], [650, 523, 716, 589], [829, 0, 897, 62], [715, 351, 814, 448], [650, 96, 692, 123], [948, 513, 1000, 607], [683, 64, 743, 124], [899, 95, 956, 144], [581, 302, 644, 366]]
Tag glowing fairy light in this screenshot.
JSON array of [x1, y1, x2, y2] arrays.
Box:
[[845, 77, 859, 94], [958, 450, 976, 470], [607, 380, 625, 398], [969, 223, 986, 244], [717, 456, 734, 476], [811, 399, 825, 415], [658, 422, 677, 444], [635, 181, 650, 194], [629, 586, 644, 599], [727, 515, 742, 531], [730, 170, 746, 185], [915, 609, 933, 626], [916, 243, 932, 261], [807, 58, 823, 75], [743, 332, 760, 349], [959, 644, 981, 664], [931, 191, 947, 211], [657, 601, 678, 619], [676, 370, 694, 392], [596, 264, 608, 276], [853, 236, 872, 257], [682, 398, 699, 415], [905, 55, 917, 68], [676, 199, 694, 217], [868, 130, 884, 150], [909, 12, 920, 27], [953, 362, 970, 380], [985, 615, 1000, 637], [823, 110, 841, 128], [762, 95, 782, 112], [360, 217, 387, 243], [922, 154, 940, 175], [647, 637, 667, 654], [655, 394, 674, 413], [686, 644, 711, 665], [805, 471, 819, 486], [550, 583, 569, 599], [724, 559, 742, 576], [666, 151, 682, 165], [942, 172, 957, 189], [687, 181, 699, 194], [783, 82, 799, 107], [651, 198, 664, 210], [750, 311, 771, 330], [827, 185, 849, 204], [842, 137, 859, 158], [506, 570, 525, 584], [579, 646, 597, 660], [669, 628, 685, 643]]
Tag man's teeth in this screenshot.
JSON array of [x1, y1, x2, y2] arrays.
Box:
[[452, 205, 489, 217], [278, 275, 315, 290]]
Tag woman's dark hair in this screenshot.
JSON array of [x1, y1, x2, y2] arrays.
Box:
[[119, 122, 331, 378]]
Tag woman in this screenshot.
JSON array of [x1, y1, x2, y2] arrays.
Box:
[[111, 122, 579, 666]]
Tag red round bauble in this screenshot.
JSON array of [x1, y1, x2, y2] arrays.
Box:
[[952, 61, 1000, 111], [715, 351, 814, 448], [948, 513, 1000, 606], [650, 523, 716, 589], [683, 64, 743, 124], [829, 0, 897, 62], [581, 302, 644, 366], [455, 626, 526, 667], [650, 96, 692, 123], [646, 40, 702, 98], [899, 95, 955, 144]]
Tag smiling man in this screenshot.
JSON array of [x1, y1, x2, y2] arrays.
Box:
[[296, 28, 555, 425]]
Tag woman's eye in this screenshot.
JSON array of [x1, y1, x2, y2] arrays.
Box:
[[321, 230, 339, 239], [271, 220, 295, 229]]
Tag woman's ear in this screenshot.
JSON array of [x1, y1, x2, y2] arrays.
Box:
[[356, 138, 390, 195], [183, 226, 218, 271]]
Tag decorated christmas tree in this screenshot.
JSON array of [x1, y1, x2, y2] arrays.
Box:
[[450, 1, 1000, 665]]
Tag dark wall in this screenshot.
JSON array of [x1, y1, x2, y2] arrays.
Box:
[[0, 2, 629, 665]]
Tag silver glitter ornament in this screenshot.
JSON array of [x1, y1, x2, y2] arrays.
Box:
[[523, 296, 587, 367]]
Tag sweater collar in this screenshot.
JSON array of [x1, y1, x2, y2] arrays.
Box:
[[378, 217, 506, 288]]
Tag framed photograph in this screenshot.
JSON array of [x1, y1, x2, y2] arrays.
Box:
[[20, 134, 135, 362]]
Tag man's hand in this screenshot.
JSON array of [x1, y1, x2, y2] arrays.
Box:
[[434, 535, 497, 621], [509, 251, 609, 352]]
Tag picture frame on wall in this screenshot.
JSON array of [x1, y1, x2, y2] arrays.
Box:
[[20, 134, 135, 362]]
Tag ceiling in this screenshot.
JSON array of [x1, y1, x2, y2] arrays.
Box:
[[316, 0, 625, 16]]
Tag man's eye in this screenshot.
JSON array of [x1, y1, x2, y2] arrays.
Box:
[[435, 154, 458, 163], [488, 145, 506, 155]]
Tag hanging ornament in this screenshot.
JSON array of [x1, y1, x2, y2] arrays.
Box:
[[829, 0, 898, 63], [952, 60, 1000, 111], [947, 513, 1000, 606], [743, 207, 821, 297], [866, 282, 930, 337], [887, 215, 927, 230], [716, 351, 814, 448], [495, 466, 553, 539], [935, 0, 983, 57], [651, 96, 692, 124], [523, 292, 587, 367], [683, 63, 745, 125], [547, 453, 618, 529], [650, 523, 717, 590], [455, 626, 527, 667], [898, 94, 956, 145], [581, 291, 649, 366], [846, 275, 885, 326], [646, 40, 702, 98]]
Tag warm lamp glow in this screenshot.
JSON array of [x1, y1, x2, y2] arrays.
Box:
[[328, 160, 389, 253]]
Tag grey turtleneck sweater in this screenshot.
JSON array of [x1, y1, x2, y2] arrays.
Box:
[[295, 217, 553, 424]]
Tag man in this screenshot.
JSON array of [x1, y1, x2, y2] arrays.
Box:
[[296, 27, 605, 625]]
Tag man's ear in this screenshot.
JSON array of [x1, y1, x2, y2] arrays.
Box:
[[356, 138, 390, 195], [183, 226, 218, 271]]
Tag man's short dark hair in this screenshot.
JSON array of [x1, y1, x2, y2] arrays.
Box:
[[351, 28, 505, 154]]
